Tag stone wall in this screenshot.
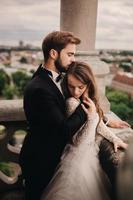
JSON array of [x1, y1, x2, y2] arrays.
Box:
[[0, 99, 25, 122]]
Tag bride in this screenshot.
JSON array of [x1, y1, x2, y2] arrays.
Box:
[[41, 61, 127, 200]]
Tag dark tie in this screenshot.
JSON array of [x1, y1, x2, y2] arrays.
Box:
[[56, 73, 64, 82]]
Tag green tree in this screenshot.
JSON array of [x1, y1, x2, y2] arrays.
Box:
[[12, 71, 31, 96], [106, 87, 133, 127], [110, 102, 131, 121], [19, 56, 28, 64], [106, 88, 129, 104], [101, 58, 112, 64], [0, 69, 10, 95], [119, 62, 132, 72], [2, 85, 17, 99]]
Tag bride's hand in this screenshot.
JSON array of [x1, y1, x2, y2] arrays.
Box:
[[81, 97, 96, 115], [82, 88, 89, 101], [113, 139, 128, 153]]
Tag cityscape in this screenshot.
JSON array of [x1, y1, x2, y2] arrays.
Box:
[[0, 40, 133, 124], [1, 40, 133, 98]]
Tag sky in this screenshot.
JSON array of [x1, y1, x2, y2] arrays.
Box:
[[0, 0, 133, 50]]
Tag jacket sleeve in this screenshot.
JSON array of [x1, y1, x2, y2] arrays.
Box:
[[25, 89, 87, 142]]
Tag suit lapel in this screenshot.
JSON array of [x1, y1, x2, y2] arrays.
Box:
[[33, 65, 65, 108]]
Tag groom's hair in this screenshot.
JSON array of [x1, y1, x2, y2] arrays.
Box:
[[42, 31, 80, 62]]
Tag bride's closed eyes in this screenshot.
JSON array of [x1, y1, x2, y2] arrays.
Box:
[[67, 74, 87, 99]]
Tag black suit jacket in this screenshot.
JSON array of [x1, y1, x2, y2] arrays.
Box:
[[19, 64, 87, 187]]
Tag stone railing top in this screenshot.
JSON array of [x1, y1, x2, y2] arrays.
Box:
[[75, 51, 110, 76], [0, 99, 26, 122], [76, 51, 100, 56]]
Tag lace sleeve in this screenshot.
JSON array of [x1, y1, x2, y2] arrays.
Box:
[[66, 97, 81, 117], [66, 97, 99, 144], [97, 120, 122, 143]]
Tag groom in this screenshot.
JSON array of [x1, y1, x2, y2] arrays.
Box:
[[19, 31, 130, 200], [19, 31, 88, 200]]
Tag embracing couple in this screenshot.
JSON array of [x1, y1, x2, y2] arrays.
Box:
[[19, 31, 129, 200]]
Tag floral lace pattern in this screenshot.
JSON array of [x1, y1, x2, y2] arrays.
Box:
[[97, 120, 121, 143], [66, 97, 121, 145], [66, 97, 99, 145]]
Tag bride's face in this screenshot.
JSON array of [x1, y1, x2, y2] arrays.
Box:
[[67, 74, 87, 99]]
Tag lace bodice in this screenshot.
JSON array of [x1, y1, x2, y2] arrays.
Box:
[[66, 97, 122, 144]]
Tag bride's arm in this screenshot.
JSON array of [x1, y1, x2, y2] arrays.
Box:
[[66, 97, 98, 123], [66, 97, 99, 144], [97, 120, 128, 152], [66, 97, 81, 117]]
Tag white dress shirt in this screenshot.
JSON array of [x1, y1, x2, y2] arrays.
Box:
[[43, 66, 63, 95], [50, 70, 63, 95]]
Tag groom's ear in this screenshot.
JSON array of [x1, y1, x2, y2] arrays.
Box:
[[49, 49, 58, 60]]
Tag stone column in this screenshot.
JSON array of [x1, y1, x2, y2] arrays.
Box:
[[60, 0, 110, 113], [60, 0, 98, 51]]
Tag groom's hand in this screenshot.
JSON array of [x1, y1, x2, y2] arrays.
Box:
[[108, 119, 131, 128]]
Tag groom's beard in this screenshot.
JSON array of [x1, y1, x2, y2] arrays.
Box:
[[55, 57, 68, 73]]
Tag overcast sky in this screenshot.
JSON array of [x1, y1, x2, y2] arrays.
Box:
[[0, 0, 133, 50]]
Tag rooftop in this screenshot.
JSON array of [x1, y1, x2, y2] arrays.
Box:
[[113, 72, 133, 86]]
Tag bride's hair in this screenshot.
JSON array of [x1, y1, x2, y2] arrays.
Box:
[[62, 61, 103, 144]]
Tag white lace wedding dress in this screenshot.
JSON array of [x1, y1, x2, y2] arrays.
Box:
[[41, 97, 121, 200]]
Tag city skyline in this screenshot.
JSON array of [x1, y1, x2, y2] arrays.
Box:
[[0, 0, 133, 50]]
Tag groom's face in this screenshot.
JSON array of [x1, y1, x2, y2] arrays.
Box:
[[55, 43, 76, 73]]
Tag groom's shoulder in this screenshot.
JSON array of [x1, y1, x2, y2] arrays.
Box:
[[24, 75, 49, 96], [29, 69, 50, 86]]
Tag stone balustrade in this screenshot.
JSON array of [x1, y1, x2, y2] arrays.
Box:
[[0, 99, 25, 122], [0, 99, 26, 194]]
